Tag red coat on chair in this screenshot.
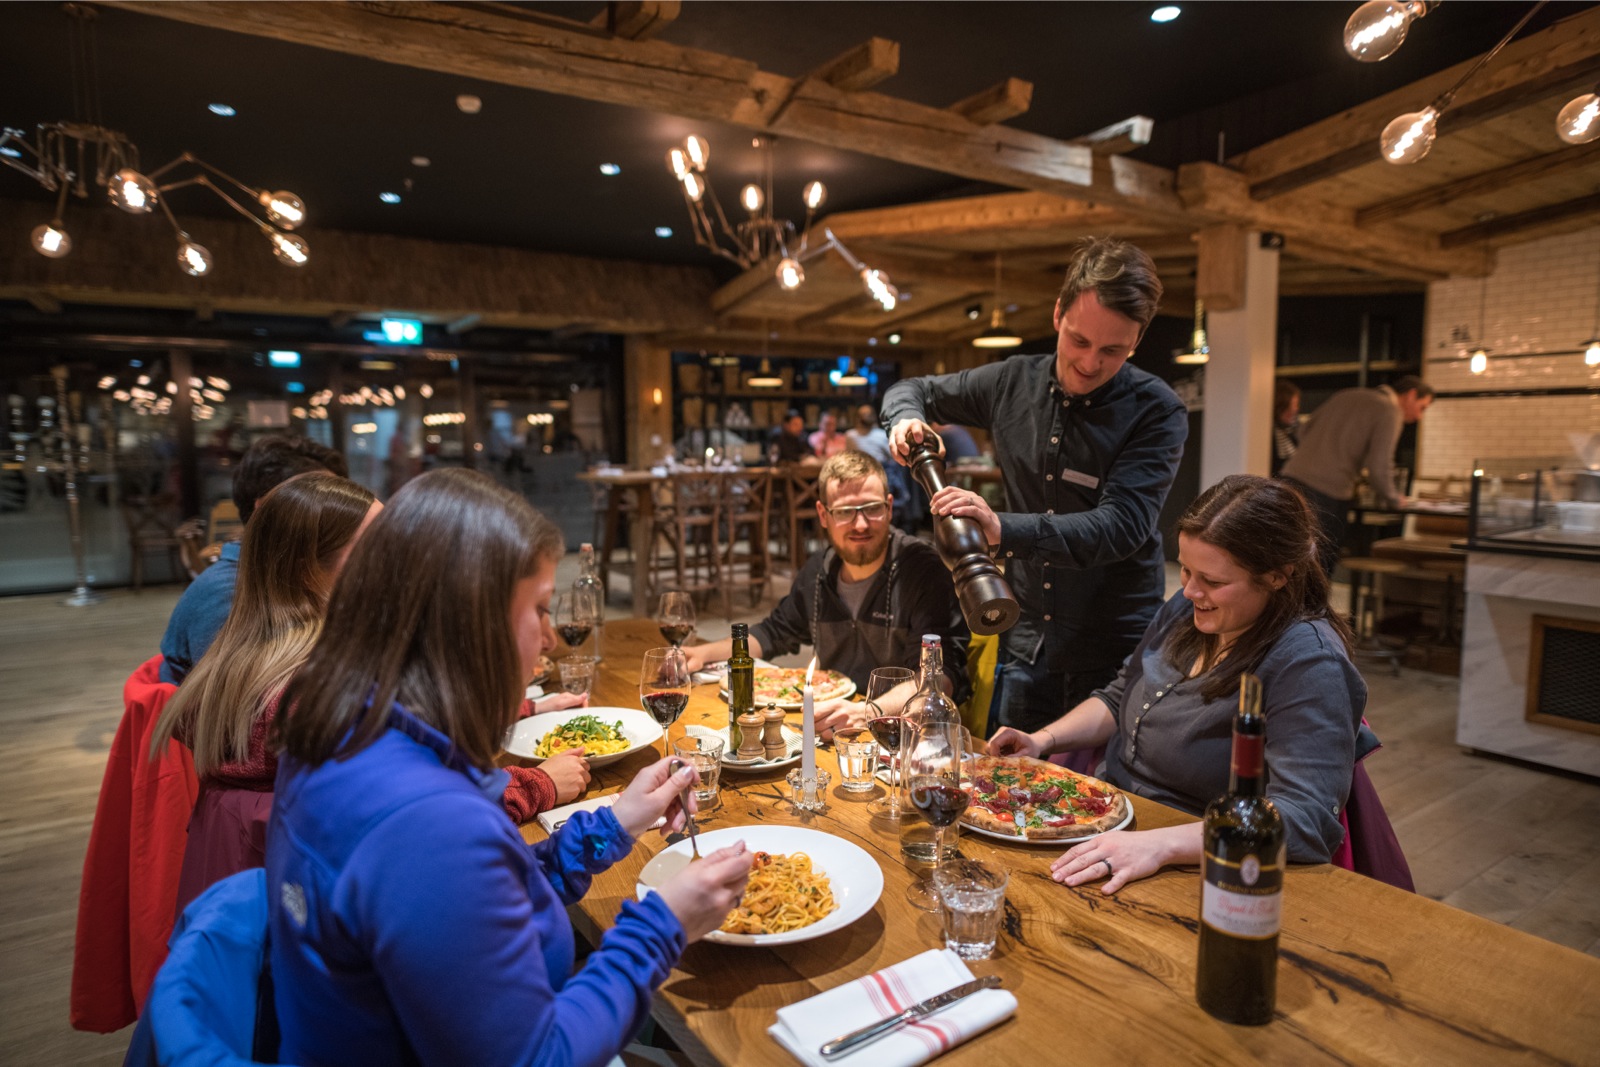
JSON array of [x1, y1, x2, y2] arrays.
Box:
[[70, 655, 199, 1032]]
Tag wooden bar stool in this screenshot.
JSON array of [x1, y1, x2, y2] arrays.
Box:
[[716, 469, 773, 618], [779, 466, 821, 575], [1343, 556, 1408, 676], [647, 471, 722, 608], [1420, 557, 1467, 647]]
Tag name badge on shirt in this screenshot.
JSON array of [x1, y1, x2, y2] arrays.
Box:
[[1061, 468, 1100, 490]]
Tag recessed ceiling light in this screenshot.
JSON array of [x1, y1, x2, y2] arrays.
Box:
[[411, 155, 431, 167], [654, 226, 673, 238], [207, 103, 236, 117], [1151, 5, 1181, 22], [598, 163, 621, 176], [379, 191, 401, 204], [456, 94, 482, 114]]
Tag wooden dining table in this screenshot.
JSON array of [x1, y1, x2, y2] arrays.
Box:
[[518, 619, 1600, 1065]]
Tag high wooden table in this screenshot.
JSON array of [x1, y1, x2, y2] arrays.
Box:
[[576, 469, 660, 616], [521, 620, 1600, 1065]]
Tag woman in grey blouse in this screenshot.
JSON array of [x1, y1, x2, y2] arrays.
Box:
[[990, 474, 1366, 894]]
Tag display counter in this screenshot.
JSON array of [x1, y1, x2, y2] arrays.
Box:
[[1458, 459, 1600, 776]]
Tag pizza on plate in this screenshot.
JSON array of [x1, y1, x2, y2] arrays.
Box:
[[962, 755, 1128, 840], [725, 666, 855, 706]]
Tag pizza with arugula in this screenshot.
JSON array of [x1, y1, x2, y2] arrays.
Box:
[[723, 666, 855, 708], [962, 754, 1129, 840]]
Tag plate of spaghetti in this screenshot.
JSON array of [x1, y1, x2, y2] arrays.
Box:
[[636, 825, 884, 946], [503, 707, 663, 767]]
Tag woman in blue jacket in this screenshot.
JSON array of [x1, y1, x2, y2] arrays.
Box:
[[265, 469, 753, 1067]]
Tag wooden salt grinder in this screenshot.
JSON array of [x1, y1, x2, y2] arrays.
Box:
[[736, 710, 766, 761], [762, 706, 788, 761]]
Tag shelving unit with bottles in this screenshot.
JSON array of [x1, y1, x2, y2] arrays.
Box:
[[670, 351, 899, 460]]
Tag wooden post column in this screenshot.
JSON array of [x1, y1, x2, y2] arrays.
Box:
[[625, 336, 673, 467], [1198, 227, 1279, 489]]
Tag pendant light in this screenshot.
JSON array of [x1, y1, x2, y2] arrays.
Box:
[[747, 358, 784, 388], [1469, 271, 1490, 374], [972, 254, 1023, 349], [1174, 299, 1210, 365]]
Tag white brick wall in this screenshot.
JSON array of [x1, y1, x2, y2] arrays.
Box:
[[1419, 225, 1600, 479]]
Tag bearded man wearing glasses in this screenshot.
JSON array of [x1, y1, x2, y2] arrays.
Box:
[[681, 450, 969, 736]]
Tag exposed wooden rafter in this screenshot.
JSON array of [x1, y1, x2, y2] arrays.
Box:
[[808, 37, 900, 91], [0, 197, 714, 334], [104, 1, 1188, 219], [1071, 116, 1155, 156], [590, 0, 680, 41], [1228, 6, 1600, 199], [1438, 192, 1600, 248], [1355, 140, 1600, 227], [947, 78, 1033, 125]]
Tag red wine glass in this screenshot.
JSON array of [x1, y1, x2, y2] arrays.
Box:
[[905, 718, 967, 912], [639, 646, 690, 757]]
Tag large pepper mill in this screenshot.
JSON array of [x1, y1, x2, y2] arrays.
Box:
[[904, 437, 1019, 635]]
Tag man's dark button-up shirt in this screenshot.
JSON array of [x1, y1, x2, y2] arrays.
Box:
[[882, 353, 1188, 673]]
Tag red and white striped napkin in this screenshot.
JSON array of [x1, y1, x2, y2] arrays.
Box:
[[768, 949, 1015, 1067]]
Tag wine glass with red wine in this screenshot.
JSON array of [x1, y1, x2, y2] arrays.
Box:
[[905, 717, 967, 911], [554, 587, 599, 655], [863, 667, 916, 820], [656, 591, 696, 648], [639, 646, 691, 757]]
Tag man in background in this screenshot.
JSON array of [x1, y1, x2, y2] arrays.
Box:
[[1281, 375, 1434, 575], [768, 409, 814, 464], [808, 411, 849, 459], [158, 435, 346, 684], [1271, 380, 1302, 477]]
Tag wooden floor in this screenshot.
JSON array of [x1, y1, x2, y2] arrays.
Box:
[[3, 566, 1597, 1063]]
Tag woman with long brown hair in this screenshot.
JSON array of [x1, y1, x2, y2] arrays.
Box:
[[150, 472, 381, 913], [990, 474, 1367, 893], [265, 469, 752, 1067]]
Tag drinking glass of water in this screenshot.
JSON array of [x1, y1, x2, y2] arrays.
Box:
[[933, 855, 1009, 960]]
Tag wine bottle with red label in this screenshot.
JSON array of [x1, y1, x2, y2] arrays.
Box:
[[1195, 673, 1284, 1026]]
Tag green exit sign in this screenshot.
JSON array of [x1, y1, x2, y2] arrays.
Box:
[[379, 317, 423, 345]]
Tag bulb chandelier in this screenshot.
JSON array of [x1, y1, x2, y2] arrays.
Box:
[[1, 4, 308, 276], [665, 133, 897, 311], [1343, 1, 1587, 164]]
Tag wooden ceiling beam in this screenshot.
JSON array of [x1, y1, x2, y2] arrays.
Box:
[[0, 196, 714, 333], [876, 292, 987, 332], [24, 290, 63, 314], [1228, 6, 1600, 199], [1439, 192, 1600, 248], [947, 78, 1033, 126], [808, 37, 900, 91], [1071, 116, 1154, 156], [104, 1, 1188, 220], [1177, 162, 1490, 278], [849, 250, 1064, 302], [1355, 140, 1600, 227], [792, 292, 872, 327], [590, 1, 680, 41], [821, 191, 1135, 242]]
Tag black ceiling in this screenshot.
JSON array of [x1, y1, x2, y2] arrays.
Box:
[[0, 1, 1590, 274]]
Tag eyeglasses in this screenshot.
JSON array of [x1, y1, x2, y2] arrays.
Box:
[[823, 500, 891, 526]]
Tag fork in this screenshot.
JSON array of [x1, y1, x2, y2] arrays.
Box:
[[667, 758, 701, 859]]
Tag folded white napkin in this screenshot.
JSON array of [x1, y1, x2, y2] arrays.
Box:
[[535, 795, 663, 835], [769, 949, 1015, 1067]]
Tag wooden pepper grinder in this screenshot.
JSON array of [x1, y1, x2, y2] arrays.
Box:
[[736, 709, 766, 761], [762, 706, 788, 761]]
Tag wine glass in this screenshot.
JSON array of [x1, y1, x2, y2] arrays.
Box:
[[639, 646, 690, 757], [656, 590, 696, 648], [905, 717, 968, 912], [863, 666, 915, 820], [554, 587, 599, 657]]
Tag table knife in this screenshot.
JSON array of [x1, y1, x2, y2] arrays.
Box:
[[818, 975, 1002, 1060]]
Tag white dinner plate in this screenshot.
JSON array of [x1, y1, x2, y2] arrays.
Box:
[[959, 803, 1134, 846], [503, 707, 663, 767], [636, 825, 884, 946]]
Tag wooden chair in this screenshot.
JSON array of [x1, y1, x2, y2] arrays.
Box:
[[778, 466, 822, 574], [716, 469, 773, 618], [593, 481, 634, 603], [119, 493, 184, 592], [647, 471, 722, 607]]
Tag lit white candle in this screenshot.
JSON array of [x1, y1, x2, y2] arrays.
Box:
[[801, 655, 818, 780]]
